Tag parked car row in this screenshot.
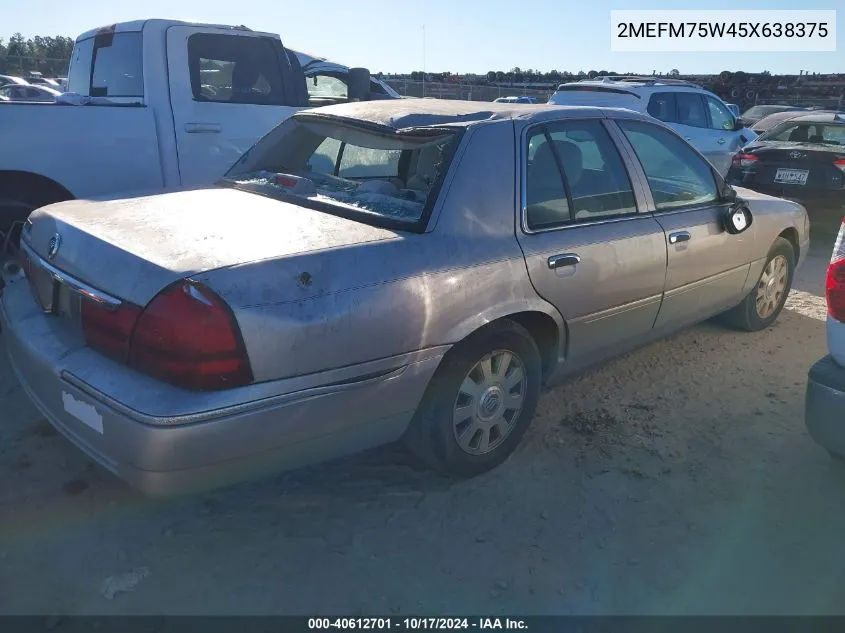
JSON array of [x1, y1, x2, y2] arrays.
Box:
[[0, 73, 65, 102], [0, 83, 62, 102], [547, 76, 757, 176]]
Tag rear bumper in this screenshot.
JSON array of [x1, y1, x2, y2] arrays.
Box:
[[1, 277, 444, 496], [730, 181, 845, 207], [805, 355, 845, 457]]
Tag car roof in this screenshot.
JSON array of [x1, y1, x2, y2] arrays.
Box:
[[558, 77, 706, 92], [76, 19, 273, 41], [0, 75, 28, 85], [295, 99, 652, 130], [780, 112, 845, 124], [752, 110, 813, 128]]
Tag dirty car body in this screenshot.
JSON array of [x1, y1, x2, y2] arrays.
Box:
[[1, 101, 809, 495]]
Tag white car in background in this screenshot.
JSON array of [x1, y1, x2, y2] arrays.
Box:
[[494, 96, 539, 104], [806, 219, 845, 462], [0, 74, 29, 88], [0, 83, 61, 102], [548, 76, 757, 176]]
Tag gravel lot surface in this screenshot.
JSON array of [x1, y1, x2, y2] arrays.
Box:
[[0, 221, 842, 616]]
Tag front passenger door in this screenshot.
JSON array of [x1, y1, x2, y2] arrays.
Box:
[[615, 119, 752, 332], [703, 95, 745, 176]]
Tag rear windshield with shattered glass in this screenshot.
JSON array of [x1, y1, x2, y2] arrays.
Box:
[[223, 115, 460, 226]]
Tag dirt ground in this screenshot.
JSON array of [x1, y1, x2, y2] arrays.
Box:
[[0, 221, 843, 616]]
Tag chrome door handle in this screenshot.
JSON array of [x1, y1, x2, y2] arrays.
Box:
[[717, 138, 726, 144], [548, 253, 581, 269], [669, 231, 691, 244], [184, 122, 221, 134]]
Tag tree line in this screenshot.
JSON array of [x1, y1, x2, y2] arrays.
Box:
[[403, 68, 688, 84], [0, 33, 75, 76]]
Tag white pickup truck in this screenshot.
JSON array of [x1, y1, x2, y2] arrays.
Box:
[[0, 19, 386, 242]]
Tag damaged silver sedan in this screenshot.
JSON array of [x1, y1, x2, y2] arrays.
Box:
[[1, 100, 808, 496]]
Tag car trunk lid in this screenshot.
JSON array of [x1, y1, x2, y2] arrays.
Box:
[[23, 186, 399, 308]]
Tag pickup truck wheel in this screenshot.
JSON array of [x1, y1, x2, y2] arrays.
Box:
[[717, 237, 795, 332], [0, 182, 71, 248], [403, 320, 542, 477]]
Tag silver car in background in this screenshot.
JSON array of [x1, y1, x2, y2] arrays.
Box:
[[1, 101, 809, 496], [0, 83, 61, 102]]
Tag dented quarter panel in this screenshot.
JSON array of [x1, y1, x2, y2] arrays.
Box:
[[196, 121, 564, 382], [732, 186, 810, 294]]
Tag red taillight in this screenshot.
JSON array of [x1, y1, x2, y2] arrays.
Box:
[[127, 281, 253, 391], [826, 219, 845, 322], [81, 300, 142, 363], [834, 159, 845, 174], [272, 174, 299, 187], [732, 152, 759, 169]]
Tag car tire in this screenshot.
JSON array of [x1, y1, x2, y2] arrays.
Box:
[[0, 182, 71, 249], [718, 237, 795, 332], [403, 319, 542, 477]]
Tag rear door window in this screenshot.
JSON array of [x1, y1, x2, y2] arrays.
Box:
[[525, 119, 637, 229], [188, 33, 287, 105], [676, 93, 708, 128], [647, 92, 676, 123], [307, 137, 342, 174], [339, 146, 401, 178]]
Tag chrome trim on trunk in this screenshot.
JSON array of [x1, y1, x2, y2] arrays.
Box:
[[21, 240, 123, 311]]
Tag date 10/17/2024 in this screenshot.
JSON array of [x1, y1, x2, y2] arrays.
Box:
[[307, 618, 529, 630]]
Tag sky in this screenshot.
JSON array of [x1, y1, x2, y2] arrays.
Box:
[[3, 0, 842, 75]]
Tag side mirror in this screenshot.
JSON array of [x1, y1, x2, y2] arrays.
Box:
[[347, 67, 371, 102], [733, 119, 744, 131], [724, 201, 753, 235]]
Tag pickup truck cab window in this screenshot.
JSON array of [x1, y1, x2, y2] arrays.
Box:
[[617, 119, 719, 210], [66, 37, 94, 95], [90, 32, 144, 97], [525, 119, 637, 230], [188, 33, 287, 106]]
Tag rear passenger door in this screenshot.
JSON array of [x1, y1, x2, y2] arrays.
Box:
[[614, 119, 752, 331], [516, 118, 667, 369], [166, 27, 303, 187]]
